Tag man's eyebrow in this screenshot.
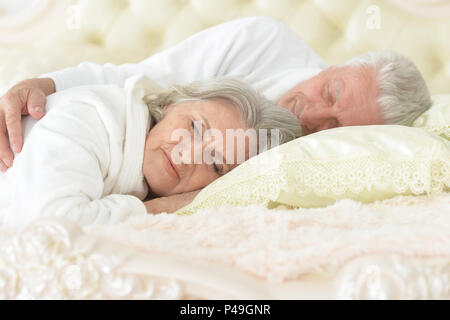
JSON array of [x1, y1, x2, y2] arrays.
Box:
[[322, 82, 330, 100], [334, 78, 344, 102]]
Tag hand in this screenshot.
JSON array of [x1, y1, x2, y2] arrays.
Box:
[[0, 78, 55, 171], [144, 190, 201, 214]]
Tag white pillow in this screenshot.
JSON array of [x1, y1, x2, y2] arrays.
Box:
[[177, 125, 450, 215], [413, 94, 450, 140]]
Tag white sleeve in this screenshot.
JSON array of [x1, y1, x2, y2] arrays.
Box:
[[8, 100, 147, 227], [39, 17, 327, 91], [38, 61, 164, 92]]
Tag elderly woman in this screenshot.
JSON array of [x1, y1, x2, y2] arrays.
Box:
[[0, 75, 301, 227]]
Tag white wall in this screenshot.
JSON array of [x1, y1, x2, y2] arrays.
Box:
[[0, 0, 41, 16]]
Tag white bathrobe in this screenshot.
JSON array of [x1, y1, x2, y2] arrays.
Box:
[[0, 74, 159, 227]]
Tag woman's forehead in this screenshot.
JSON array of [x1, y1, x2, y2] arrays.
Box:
[[184, 99, 246, 129]]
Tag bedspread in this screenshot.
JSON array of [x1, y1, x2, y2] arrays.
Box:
[[1, 192, 449, 299]]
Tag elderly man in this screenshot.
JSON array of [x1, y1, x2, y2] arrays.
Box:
[[0, 16, 432, 171]]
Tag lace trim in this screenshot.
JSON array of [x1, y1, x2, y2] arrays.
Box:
[[419, 125, 450, 140], [290, 156, 449, 196], [177, 146, 450, 215]]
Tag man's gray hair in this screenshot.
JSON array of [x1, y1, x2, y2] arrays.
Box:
[[340, 50, 432, 125], [143, 77, 302, 152]]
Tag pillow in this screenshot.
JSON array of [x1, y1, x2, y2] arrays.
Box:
[[413, 94, 450, 141], [176, 125, 450, 215]]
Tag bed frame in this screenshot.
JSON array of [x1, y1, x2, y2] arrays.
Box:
[[0, 0, 449, 299]]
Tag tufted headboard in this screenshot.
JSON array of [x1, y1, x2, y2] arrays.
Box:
[[0, 0, 449, 95]]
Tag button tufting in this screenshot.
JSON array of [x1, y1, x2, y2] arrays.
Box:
[[0, 0, 448, 95]]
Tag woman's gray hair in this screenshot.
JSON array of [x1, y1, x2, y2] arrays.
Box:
[[340, 50, 432, 126], [143, 78, 302, 152]]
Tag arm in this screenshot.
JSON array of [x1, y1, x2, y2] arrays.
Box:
[[40, 16, 326, 90], [6, 99, 146, 227], [144, 190, 201, 214], [0, 17, 326, 165], [0, 78, 54, 169]]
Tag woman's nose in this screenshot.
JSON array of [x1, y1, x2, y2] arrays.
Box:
[[174, 131, 219, 170], [177, 135, 212, 165]]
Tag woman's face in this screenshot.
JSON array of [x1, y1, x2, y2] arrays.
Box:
[[142, 99, 249, 197]]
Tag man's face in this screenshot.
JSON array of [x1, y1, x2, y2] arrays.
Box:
[[278, 66, 383, 135]]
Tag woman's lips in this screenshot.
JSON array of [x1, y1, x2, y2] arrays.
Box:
[[162, 149, 180, 180]]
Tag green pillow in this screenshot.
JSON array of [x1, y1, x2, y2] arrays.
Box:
[[176, 125, 450, 215], [413, 94, 450, 141]]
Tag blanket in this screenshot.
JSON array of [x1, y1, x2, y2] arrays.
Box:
[[1, 192, 449, 299], [84, 192, 450, 283]]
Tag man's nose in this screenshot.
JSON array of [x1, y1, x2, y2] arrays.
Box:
[[299, 102, 337, 132], [317, 118, 339, 131]]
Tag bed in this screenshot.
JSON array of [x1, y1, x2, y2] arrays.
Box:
[[0, 0, 449, 300]]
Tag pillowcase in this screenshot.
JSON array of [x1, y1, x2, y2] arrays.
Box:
[[413, 94, 450, 141], [176, 125, 450, 215]]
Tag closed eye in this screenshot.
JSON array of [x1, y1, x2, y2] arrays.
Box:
[[213, 163, 221, 175], [191, 120, 199, 132], [322, 83, 331, 103], [191, 120, 204, 139], [333, 79, 343, 105]]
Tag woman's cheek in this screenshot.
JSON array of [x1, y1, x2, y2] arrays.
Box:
[[188, 167, 218, 191]]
